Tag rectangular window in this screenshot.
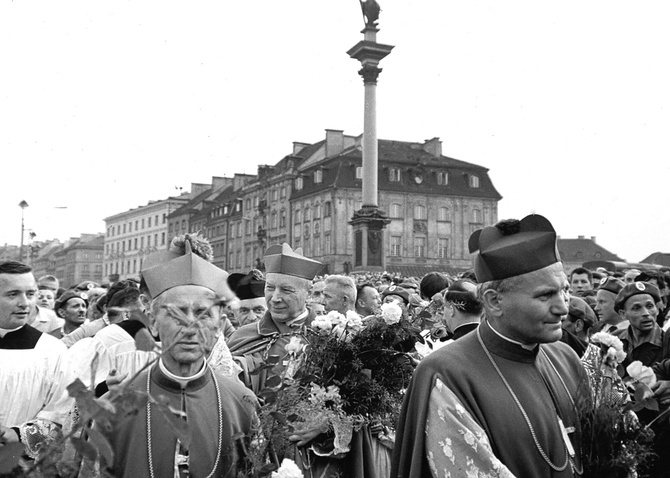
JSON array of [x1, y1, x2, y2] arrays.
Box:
[[154, 234, 158, 246], [414, 204, 426, 220], [415, 237, 426, 257], [141, 219, 145, 229], [163, 213, 167, 224], [438, 207, 450, 222], [438, 238, 449, 259], [324, 234, 331, 254], [280, 211, 286, 228], [469, 175, 480, 188], [314, 239, 321, 256], [245, 221, 251, 236], [148, 217, 152, 228], [390, 203, 402, 218], [140, 237, 144, 249], [295, 177, 303, 190], [134, 238, 138, 250], [472, 208, 482, 223], [314, 170, 323, 183], [390, 236, 401, 256], [437, 171, 448, 185], [161, 232, 166, 245], [295, 209, 302, 223], [356, 166, 363, 179], [389, 168, 401, 182], [280, 187, 286, 199], [324, 202, 332, 217]]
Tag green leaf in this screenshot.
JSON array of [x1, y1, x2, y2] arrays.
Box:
[[0, 442, 24, 474], [86, 428, 114, 467]]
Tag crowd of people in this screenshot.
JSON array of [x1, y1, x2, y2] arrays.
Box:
[[2, 215, 670, 477]]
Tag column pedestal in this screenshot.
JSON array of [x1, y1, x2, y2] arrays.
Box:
[[349, 206, 390, 271]]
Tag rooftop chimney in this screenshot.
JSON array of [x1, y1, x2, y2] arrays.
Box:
[[578, 235, 585, 240], [422, 137, 442, 158], [591, 236, 596, 243], [325, 129, 344, 157]]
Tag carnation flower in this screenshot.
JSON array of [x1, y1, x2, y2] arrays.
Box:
[[271, 458, 303, 478], [590, 332, 624, 351], [308, 383, 342, 407], [344, 311, 364, 332], [285, 336, 304, 355], [590, 332, 626, 368], [627, 361, 657, 389], [311, 315, 333, 334], [326, 310, 345, 327], [381, 302, 402, 324]]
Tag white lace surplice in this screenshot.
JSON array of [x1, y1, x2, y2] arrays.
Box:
[[425, 378, 516, 478]]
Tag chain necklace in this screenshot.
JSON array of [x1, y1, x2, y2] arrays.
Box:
[[476, 327, 581, 474], [146, 364, 224, 478]]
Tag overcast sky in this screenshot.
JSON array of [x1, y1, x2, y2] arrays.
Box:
[[1, 1, 668, 262]]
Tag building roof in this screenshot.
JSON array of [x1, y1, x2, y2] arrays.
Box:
[[557, 237, 623, 264], [640, 252, 670, 267], [385, 264, 462, 278]]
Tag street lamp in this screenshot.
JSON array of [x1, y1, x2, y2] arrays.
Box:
[[18, 200, 29, 262]]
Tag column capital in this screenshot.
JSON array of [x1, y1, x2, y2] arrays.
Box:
[[359, 64, 383, 85]]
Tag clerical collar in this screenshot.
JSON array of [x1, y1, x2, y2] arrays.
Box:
[[158, 358, 208, 389], [0, 325, 23, 338], [487, 320, 538, 351], [286, 309, 309, 328]]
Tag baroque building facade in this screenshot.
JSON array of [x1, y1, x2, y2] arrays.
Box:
[[171, 130, 502, 276]]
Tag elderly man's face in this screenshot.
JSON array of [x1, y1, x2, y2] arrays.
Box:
[[0, 273, 37, 329], [236, 297, 267, 326], [151, 285, 221, 375], [492, 263, 569, 345], [265, 273, 309, 322], [357, 286, 381, 316], [323, 282, 346, 314], [310, 281, 325, 304]]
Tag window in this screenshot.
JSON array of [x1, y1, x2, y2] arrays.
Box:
[[324, 234, 331, 254], [469, 175, 480, 188], [245, 199, 251, 210], [472, 208, 482, 223], [356, 166, 363, 179], [437, 171, 448, 185], [271, 212, 278, 229], [414, 204, 426, 220], [237, 223, 242, 238], [235, 202, 241, 212], [280, 210, 286, 228], [181, 219, 186, 231], [438, 238, 449, 258], [295, 209, 302, 223], [294, 224, 301, 239], [82, 264, 90, 273], [132, 260, 137, 273], [161, 232, 166, 245], [295, 177, 303, 190], [134, 238, 138, 250], [314, 203, 321, 219], [280, 187, 286, 199], [148, 217, 152, 228], [271, 189, 278, 201], [155, 215, 158, 225], [304, 224, 310, 238], [304, 207, 311, 221], [141, 219, 145, 229], [140, 237, 144, 249], [163, 213, 167, 224], [438, 207, 450, 222], [245, 221, 251, 236], [154, 234, 158, 246], [415, 237, 426, 257], [324, 202, 332, 217], [314, 238, 321, 256], [223, 205, 229, 215], [314, 170, 323, 183], [389, 168, 401, 182], [390, 236, 401, 256], [355, 201, 362, 211], [390, 203, 402, 218]]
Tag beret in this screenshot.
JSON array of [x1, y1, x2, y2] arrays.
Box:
[[74, 281, 100, 292], [381, 285, 410, 304], [568, 296, 596, 328], [228, 270, 266, 300], [264, 243, 322, 280], [469, 214, 560, 282], [54, 290, 89, 312], [598, 276, 625, 295], [614, 282, 661, 312]]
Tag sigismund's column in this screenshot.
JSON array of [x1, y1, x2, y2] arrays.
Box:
[[348, 0, 393, 271]]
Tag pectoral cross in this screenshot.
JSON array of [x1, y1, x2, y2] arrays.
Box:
[[557, 417, 575, 458]]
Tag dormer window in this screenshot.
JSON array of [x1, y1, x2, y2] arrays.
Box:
[[314, 170, 323, 184], [356, 166, 363, 179], [389, 168, 401, 182], [469, 175, 480, 188], [295, 177, 303, 190], [437, 171, 449, 185]]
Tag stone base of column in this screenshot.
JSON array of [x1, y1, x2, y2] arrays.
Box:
[[349, 206, 391, 272]]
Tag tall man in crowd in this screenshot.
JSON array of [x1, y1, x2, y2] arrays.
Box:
[[322, 275, 357, 315], [569, 266, 593, 297], [228, 244, 322, 393], [0, 261, 72, 460], [106, 238, 256, 478], [392, 214, 585, 477]]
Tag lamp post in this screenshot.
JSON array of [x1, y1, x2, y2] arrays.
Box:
[[18, 200, 29, 262]]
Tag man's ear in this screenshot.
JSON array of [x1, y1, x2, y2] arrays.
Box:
[[482, 289, 503, 317], [139, 293, 151, 312], [575, 319, 584, 333], [56, 308, 64, 319]]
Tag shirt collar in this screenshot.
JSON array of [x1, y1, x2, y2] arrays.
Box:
[[0, 325, 24, 338]]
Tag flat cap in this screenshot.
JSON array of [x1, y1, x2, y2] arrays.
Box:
[[469, 214, 561, 282], [614, 282, 661, 312], [264, 243, 322, 280]]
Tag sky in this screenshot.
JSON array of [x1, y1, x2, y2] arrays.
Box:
[[1, 1, 669, 263]]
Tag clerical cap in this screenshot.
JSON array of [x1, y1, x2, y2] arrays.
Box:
[[227, 270, 266, 300], [598, 276, 625, 295], [614, 282, 661, 312], [468, 214, 560, 282], [264, 243, 322, 280], [141, 241, 234, 300]]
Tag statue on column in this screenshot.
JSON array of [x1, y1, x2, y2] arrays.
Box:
[[359, 0, 381, 27]]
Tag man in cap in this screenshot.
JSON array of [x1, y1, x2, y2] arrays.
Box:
[[228, 243, 322, 394], [591, 276, 627, 334], [322, 275, 357, 315], [51, 290, 89, 338], [105, 237, 255, 478], [613, 281, 670, 370], [560, 296, 596, 357], [0, 261, 72, 460], [392, 214, 585, 477], [227, 269, 267, 328]]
